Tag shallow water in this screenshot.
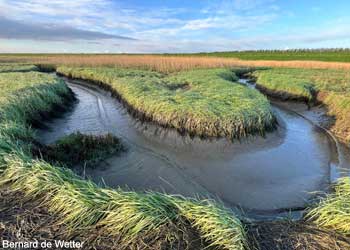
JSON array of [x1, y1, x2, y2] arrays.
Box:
[[37, 78, 350, 218]]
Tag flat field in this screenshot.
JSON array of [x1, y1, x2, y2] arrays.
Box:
[[3, 54, 350, 72], [185, 50, 350, 62]]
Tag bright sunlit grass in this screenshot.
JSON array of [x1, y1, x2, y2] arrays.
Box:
[[56, 66, 276, 140], [307, 177, 350, 236]]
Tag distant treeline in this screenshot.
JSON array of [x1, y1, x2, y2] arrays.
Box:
[[172, 48, 350, 62], [201, 48, 350, 53]]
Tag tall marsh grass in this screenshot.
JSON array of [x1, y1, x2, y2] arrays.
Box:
[[252, 68, 350, 142], [56, 66, 276, 140], [307, 177, 350, 235], [1, 154, 246, 249], [3, 54, 350, 73]]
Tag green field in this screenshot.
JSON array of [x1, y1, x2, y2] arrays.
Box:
[[252, 68, 350, 100], [183, 49, 350, 62]]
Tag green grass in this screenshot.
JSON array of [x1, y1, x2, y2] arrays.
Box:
[[0, 72, 63, 102], [1, 154, 246, 249], [0, 73, 71, 135], [252, 68, 350, 100], [251, 68, 350, 141], [56, 66, 276, 140], [307, 177, 350, 236], [0, 63, 39, 73], [0, 65, 72, 154], [0, 63, 247, 249], [251, 68, 317, 101], [43, 132, 124, 167], [177, 49, 350, 62]]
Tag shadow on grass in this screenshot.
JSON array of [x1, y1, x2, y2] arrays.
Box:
[[38, 132, 125, 168]]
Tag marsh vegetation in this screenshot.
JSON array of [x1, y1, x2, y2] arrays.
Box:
[[252, 68, 350, 142], [56, 66, 276, 140], [4, 54, 350, 73], [0, 57, 350, 250], [41, 132, 124, 167]]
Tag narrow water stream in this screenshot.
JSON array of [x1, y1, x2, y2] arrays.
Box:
[[37, 77, 350, 219]]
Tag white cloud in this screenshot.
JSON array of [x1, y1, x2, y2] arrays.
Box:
[[0, 0, 189, 38], [133, 13, 277, 42], [0, 0, 108, 17], [182, 18, 217, 30], [181, 14, 276, 31], [0, 0, 278, 41], [1, 0, 348, 53], [203, 0, 277, 13], [0, 16, 135, 41]]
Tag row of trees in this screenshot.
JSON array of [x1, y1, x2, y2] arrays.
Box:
[[230, 48, 350, 53]]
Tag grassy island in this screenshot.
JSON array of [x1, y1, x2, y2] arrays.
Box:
[[56, 66, 276, 140]]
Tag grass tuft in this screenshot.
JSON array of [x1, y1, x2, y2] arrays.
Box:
[[42, 132, 124, 167], [172, 197, 246, 250], [307, 177, 350, 236]]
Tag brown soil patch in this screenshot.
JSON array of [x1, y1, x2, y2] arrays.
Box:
[[247, 220, 350, 250]]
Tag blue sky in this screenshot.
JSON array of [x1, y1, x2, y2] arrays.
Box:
[[1, 0, 350, 53]]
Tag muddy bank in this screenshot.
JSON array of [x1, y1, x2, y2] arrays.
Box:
[[37, 78, 350, 218], [29, 87, 76, 130], [247, 220, 350, 250]]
